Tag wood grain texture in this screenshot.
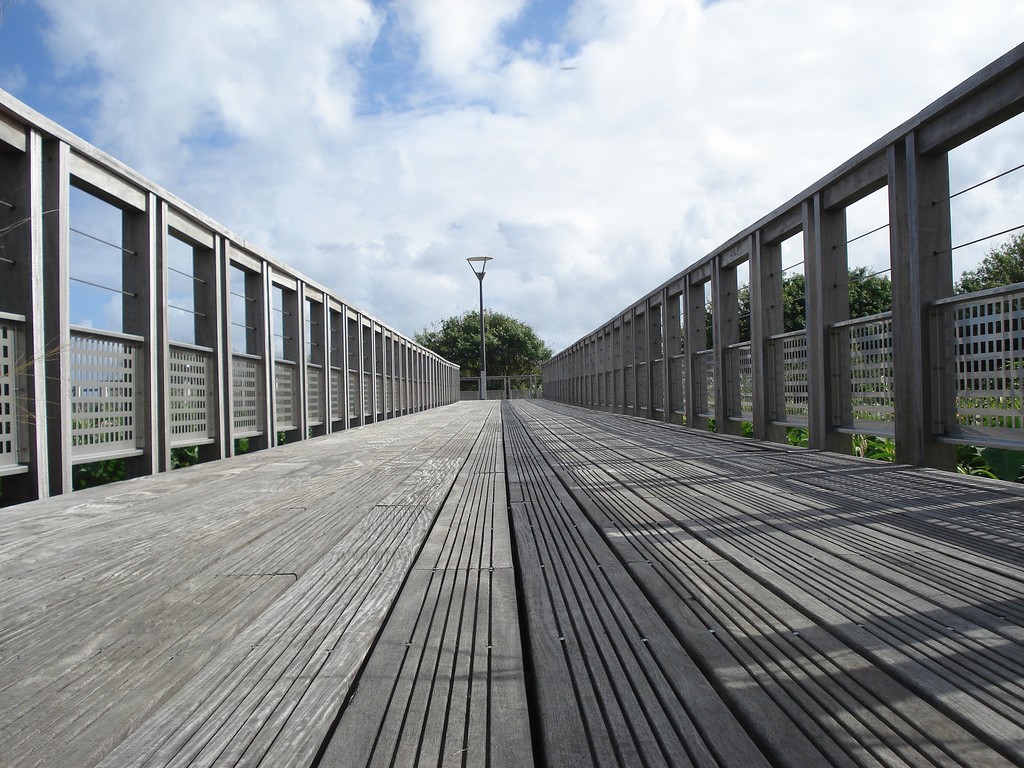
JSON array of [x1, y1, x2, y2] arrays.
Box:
[[507, 400, 1023, 768], [320, 402, 532, 768], [0, 404, 485, 768]]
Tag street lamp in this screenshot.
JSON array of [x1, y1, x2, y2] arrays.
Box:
[[466, 256, 493, 400]]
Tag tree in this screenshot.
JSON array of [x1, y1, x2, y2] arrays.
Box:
[[735, 266, 892, 339], [415, 311, 553, 377], [956, 232, 1024, 293]]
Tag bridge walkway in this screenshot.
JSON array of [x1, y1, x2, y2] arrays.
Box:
[[0, 401, 1021, 767]]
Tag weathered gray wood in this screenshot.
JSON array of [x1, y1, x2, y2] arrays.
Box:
[[321, 402, 532, 768], [505, 402, 774, 768], [511, 400, 1023, 767], [887, 134, 956, 469], [543, 43, 1024, 469], [0, 405, 480, 767]]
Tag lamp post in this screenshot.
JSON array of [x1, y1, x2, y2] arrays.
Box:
[[466, 256, 492, 400]]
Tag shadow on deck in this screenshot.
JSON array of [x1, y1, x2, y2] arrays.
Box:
[[1, 400, 1022, 767]]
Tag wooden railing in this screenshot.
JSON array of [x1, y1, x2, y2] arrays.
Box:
[[766, 330, 809, 426], [458, 375, 543, 401], [0, 91, 459, 505], [544, 43, 1024, 468], [0, 314, 25, 476], [932, 283, 1024, 447]]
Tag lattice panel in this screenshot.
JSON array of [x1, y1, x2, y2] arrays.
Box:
[[348, 370, 359, 418], [232, 355, 263, 437], [943, 289, 1024, 439], [274, 361, 297, 430], [0, 323, 18, 468], [376, 374, 385, 414], [693, 349, 715, 418], [70, 332, 138, 459], [768, 332, 809, 424], [169, 346, 213, 446], [726, 344, 753, 420], [651, 360, 664, 411], [363, 372, 373, 417], [837, 316, 895, 432], [331, 367, 342, 420], [307, 365, 323, 425], [669, 355, 686, 418]]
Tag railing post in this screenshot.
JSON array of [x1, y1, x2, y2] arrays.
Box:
[[750, 232, 786, 443], [665, 289, 683, 425], [684, 273, 707, 430], [0, 128, 50, 501], [155, 200, 172, 471], [804, 194, 850, 454], [258, 262, 275, 446], [888, 133, 956, 469], [121, 192, 159, 478], [641, 299, 654, 419], [658, 289, 671, 420], [713, 256, 740, 434], [42, 140, 72, 494], [197, 231, 226, 461]]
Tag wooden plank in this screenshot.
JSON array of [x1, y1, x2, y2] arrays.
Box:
[[321, 402, 532, 767], [0, 405, 489, 767], [504, 404, 773, 768], [510, 400, 1024, 767]]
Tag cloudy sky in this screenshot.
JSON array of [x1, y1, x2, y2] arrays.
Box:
[[1, 0, 1022, 351]]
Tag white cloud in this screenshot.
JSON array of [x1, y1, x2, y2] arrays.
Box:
[[27, 0, 1024, 352]]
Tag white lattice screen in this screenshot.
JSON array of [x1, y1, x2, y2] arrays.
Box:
[[307, 364, 322, 425], [726, 343, 753, 420], [274, 360, 297, 429], [0, 323, 18, 469], [940, 288, 1024, 440], [376, 374, 384, 414], [330, 367, 342, 421], [70, 331, 139, 460], [348, 370, 358, 419], [363, 372, 373, 417], [669, 355, 686, 418], [693, 349, 715, 418], [636, 362, 648, 409], [834, 315, 895, 433], [169, 346, 213, 446], [651, 360, 664, 411], [232, 354, 263, 437], [768, 331, 809, 424]]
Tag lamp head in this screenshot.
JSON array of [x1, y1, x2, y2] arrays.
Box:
[[466, 256, 493, 277]]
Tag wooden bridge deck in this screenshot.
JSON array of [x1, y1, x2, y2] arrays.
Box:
[[1, 401, 1022, 767]]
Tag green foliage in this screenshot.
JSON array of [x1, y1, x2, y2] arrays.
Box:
[[852, 434, 896, 462], [73, 459, 126, 489], [979, 446, 1024, 482], [234, 437, 250, 455], [956, 445, 997, 478], [786, 427, 809, 447], [956, 233, 1024, 293], [171, 446, 199, 469], [735, 267, 892, 339], [416, 311, 553, 376]]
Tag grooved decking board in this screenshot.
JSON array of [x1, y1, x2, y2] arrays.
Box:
[[503, 403, 774, 768], [320, 402, 532, 768], [0, 405, 486, 768], [507, 400, 1023, 768]]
